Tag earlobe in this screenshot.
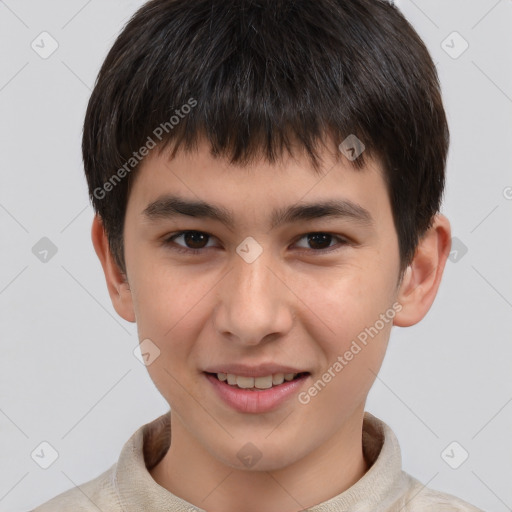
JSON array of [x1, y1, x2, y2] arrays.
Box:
[[393, 214, 451, 327], [91, 214, 136, 323]]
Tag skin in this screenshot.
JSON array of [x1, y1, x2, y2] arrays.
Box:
[[92, 137, 451, 512]]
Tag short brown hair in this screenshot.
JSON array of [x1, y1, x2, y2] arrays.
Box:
[[82, 0, 449, 277]]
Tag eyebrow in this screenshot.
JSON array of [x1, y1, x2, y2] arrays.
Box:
[[142, 194, 374, 230]]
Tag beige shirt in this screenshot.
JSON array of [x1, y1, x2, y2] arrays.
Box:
[[32, 411, 484, 511]]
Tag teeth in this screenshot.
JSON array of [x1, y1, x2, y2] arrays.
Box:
[[216, 372, 301, 389], [236, 376, 255, 389], [254, 375, 273, 389], [272, 373, 284, 385]]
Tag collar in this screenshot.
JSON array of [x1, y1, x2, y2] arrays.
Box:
[[115, 410, 409, 511]]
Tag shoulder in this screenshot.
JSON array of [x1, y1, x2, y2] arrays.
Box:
[[30, 463, 120, 512], [398, 473, 485, 512]]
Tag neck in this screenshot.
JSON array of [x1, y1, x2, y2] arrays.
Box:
[[150, 410, 369, 512]]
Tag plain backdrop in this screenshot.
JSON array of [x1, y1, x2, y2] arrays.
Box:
[[0, 1, 511, 511]]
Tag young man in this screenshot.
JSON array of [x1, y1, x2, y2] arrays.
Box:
[[33, 0, 484, 510]]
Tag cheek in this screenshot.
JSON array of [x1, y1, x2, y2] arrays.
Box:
[[307, 264, 395, 343], [130, 260, 222, 376], [129, 266, 211, 407], [132, 267, 201, 338], [300, 274, 394, 421], [298, 262, 395, 410]]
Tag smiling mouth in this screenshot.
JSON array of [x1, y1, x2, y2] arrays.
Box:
[[205, 371, 310, 391]]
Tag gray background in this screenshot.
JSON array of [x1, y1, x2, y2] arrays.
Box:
[[0, 0, 511, 510]]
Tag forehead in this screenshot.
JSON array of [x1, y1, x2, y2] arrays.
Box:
[[127, 139, 391, 230]]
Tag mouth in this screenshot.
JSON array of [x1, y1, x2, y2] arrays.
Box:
[[204, 370, 310, 413], [205, 371, 310, 391]]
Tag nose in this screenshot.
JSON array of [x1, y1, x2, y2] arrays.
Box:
[[212, 245, 295, 346]]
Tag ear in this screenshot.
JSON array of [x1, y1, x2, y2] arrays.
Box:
[[91, 214, 136, 323], [393, 214, 451, 327]]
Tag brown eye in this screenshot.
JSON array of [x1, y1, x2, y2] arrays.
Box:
[[304, 233, 334, 250], [164, 230, 349, 256], [294, 232, 348, 253], [180, 231, 210, 249], [165, 231, 217, 253]]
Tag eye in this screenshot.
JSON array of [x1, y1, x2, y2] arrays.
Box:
[[163, 230, 350, 255], [293, 232, 349, 253], [165, 231, 218, 254]]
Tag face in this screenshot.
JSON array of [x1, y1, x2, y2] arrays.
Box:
[[121, 139, 403, 471]]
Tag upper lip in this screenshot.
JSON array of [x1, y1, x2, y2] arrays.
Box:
[[204, 363, 309, 378]]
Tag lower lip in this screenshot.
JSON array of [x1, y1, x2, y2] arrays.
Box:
[[204, 373, 310, 414]]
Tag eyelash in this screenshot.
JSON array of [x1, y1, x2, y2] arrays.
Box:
[[163, 230, 350, 255]]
